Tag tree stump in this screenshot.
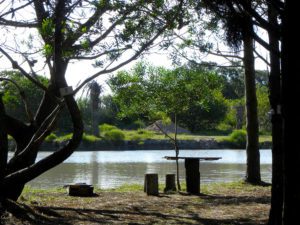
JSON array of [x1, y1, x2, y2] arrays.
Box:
[[164, 174, 177, 193], [144, 173, 159, 196], [68, 183, 94, 197], [185, 158, 200, 194]]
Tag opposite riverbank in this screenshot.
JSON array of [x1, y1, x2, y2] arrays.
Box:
[[8, 130, 272, 151], [39, 137, 272, 151], [2, 181, 271, 225]]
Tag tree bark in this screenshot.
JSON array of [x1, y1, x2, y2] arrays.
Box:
[[0, 94, 8, 204], [174, 114, 181, 191], [267, 3, 283, 224], [242, 16, 261, 184], [281, 1, 300, 223], [0, 1, 84, 201], [2, 94, 83, 200], [3, 87, 60, 200], [0, 94, 8, 180]]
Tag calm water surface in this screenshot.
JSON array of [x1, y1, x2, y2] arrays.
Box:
[[22, 149, 271, 189]]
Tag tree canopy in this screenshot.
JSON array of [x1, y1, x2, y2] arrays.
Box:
[[109, 62, 227, 132]]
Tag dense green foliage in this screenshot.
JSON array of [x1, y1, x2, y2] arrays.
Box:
[[1, 66, 270, 135], [109, 62, 228, 132]]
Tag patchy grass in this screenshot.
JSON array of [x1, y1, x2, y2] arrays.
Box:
[[259, 135, 272, 143], [2, 181, 271, 225]]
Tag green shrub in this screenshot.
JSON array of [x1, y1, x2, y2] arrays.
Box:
[[104, 129, 125, 142], [82, 133, 101, 142], [227, 129, 247, 148], [99, 123, 118, 133], [128, 134, 142, 142], [54, 133, 72, 142], [133, 120, 146, 129], [45, 133, 58, 142], [125, 129, 155, 141]]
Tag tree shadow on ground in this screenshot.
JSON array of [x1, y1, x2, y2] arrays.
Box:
[[198, 193, 270, 205], [2, 193, 270, 225], [34, 206, 263, 225], [3, 199, 70, 225]]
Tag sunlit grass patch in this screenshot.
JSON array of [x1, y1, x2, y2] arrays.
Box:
[[201, 180, 271, 195]]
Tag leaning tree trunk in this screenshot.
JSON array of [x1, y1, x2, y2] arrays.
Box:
[[0, 1, 84, 202], [267, 3, 283, 224], [242, 19, 261, 184], [3, 87, 59, 200]]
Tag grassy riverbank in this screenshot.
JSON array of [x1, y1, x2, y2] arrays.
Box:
[[39, 129, 272, 151], [2, 181, 271, 225]]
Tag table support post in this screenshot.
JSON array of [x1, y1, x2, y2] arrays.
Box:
[[185, 158, 200, 194]]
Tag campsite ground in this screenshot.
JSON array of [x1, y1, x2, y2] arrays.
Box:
[[2, 182, 271, 225]]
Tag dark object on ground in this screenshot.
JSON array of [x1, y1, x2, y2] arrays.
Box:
[[164, 174, 177, 193], [185, 158, 200, 194], [144, 174, 159, 196], [164, 156, 222, 195], [68, 183, 94, 197]]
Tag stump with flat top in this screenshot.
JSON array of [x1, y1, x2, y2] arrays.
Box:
[[68, 183, 94, 197], [144, 173, 159, 196], [164, 174, 177, 193]]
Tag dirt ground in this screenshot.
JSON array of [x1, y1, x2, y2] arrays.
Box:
[[1, 183, 270, 225]]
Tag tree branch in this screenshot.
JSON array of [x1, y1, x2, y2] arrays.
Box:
[[236, 0, 281, 37], [74, 25, 168, 94], [0, 47, 48, 92], [252, 32, 280, 56], [3, 94, 83, 187], [154, 121, 175, 143], [70, 46, 131, 60], [64, 4, 109, 48], [7, 102, 63, 170], [254, 49, 270, 66]]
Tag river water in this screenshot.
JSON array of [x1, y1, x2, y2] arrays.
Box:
[[19, 149, 272, 189]]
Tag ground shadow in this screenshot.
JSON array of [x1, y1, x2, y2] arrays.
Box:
[[3, 199, 71, 225], [34, 205, 264, 225], [2, 192, 270, 225]]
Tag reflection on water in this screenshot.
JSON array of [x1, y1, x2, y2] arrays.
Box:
[[24, 150, 272, 189]]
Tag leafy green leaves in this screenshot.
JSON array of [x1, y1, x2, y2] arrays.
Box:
[[40, 18, 54, 37], [108, 62, 227, 131]]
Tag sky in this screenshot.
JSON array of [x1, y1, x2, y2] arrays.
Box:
[[65, 52, 174, 96]]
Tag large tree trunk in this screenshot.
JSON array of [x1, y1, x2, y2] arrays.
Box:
[[0, 94, 8, 204], [0, 1, 84, 202], [267, 3, 283, 224], [2, 86, 61, 200], [242, 18, 261, 184], [281, 1, 300, 223], [1, 93, 83, 201]]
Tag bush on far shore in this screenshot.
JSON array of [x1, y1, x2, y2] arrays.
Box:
[[221, 129, 247, 148]]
